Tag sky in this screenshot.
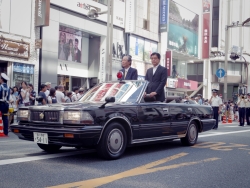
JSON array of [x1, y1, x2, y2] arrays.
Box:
[[172, 0, 202, 16]]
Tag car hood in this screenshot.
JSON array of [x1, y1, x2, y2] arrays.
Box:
[[28, 101, 103, 111]]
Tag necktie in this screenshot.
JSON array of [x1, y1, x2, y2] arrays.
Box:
[[124, 70, 127, 79]]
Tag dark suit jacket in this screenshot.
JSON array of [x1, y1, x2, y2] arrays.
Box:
[[75, 49, 81, 63], [145, 65, 167, 102], [120, 67, 138, 80]]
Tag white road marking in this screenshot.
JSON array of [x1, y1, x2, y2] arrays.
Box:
[[0, 149, 95, 166], [1, 129, 250, 166]]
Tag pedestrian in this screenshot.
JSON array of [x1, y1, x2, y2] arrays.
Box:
[[16, 87, 23, 108], [245, 93, 250, 125], [120, 55, 138, 80], [208, 89, 223, 129], [197, 94, 203, 105], [77, 89, 84, 99], [29, 84, 36, 105], [144, 52, 167, 102], [56, 85, 65, 103], [0, 73, 10, 136], [12, 86, 18, 99], [234, 102, 239, 121], [38, 84, 47, 105], [44, 82, 51, 98], [237, 94, 246, 126], [72, 87, 79, 102], [190, 96, 198, 104], [229, 102, 234, 120], [65, 91, 73, 103], [20, 81, 30, 106], [47, 88, 57, 104], [9, 87, 17, 129]]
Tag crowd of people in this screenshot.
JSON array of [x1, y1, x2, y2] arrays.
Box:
[[8, 82, 85, 110]]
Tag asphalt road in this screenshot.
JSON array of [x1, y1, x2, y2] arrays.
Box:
[[1, 122, 250, 188]]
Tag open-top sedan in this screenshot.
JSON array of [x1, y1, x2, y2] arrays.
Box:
[[11, 80, 215, 159]]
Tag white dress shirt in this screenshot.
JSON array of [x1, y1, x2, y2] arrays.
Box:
[[210, 96, 223, 107], [153, 64, 160, 75], [246, 98, 250, 108], [238, 99, 246, 108], [124, 67, 130, 78]]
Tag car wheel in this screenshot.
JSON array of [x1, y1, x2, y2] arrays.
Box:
[[181, 121, 198, 146], [37, 143, 62, 152], [97, 122, 127, 160]]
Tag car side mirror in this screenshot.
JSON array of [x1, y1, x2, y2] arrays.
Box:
[[105, 97, 115, 103], [100, 97, 115, 108]]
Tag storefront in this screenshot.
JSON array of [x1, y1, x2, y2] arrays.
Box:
[[0, 0, 39, 90], [166, 78, 198, 98], [40, 0, 126, 90]]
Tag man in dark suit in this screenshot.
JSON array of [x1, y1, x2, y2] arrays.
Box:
[[120, 55, 138, 80], [145, 52, 167, 102], [74, 38, 81, 63]]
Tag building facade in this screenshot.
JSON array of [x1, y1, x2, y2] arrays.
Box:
[[203, 0, 250, 100], [41, 0, 126, 91], [0, 0, 40, 92]]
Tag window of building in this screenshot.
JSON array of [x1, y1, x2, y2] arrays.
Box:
[[212, 0, 220, 47], [142, 0, 150, 30], [197, 64, 203, 75], [92, 0, 108, 5]]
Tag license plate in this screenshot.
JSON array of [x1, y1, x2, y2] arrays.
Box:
[[33, 132, 48, 145]]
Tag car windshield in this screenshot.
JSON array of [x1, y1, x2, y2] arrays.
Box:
[[79, 81, 146, 103]]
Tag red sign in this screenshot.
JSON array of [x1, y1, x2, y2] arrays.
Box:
[[165, 51, 172, 77], [177, 78, 198, 90], [202, 0, 210, 59]]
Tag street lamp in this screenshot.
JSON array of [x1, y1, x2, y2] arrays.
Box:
[[224, 17, 250, 101], [87, 0, 114, 81]]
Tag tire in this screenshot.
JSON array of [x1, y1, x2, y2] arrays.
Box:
[[37, 143, 62, 152], [97, 122, 127, 160], [181, 121, 198, 146]]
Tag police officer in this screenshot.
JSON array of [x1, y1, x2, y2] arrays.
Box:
[[208, 89, 223, 129], [245, 93, 250, 125], [0, 73, 10, 136], [238, 94, 246, 126]]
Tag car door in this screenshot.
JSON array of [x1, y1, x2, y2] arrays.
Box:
[[138, 103, 171, 139], [169, 105, 194, 136]]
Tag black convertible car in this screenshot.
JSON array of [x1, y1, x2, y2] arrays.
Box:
[[11, 80, 215, 159]]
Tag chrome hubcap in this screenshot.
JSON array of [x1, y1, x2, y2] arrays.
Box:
[[107, 129, 123, 154], [189, 124, 197, 142]]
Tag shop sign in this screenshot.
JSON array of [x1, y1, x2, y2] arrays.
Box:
[[159, 0, 169, 32], [35, 0, 50, 27], [51, 0, 125, 28], [211, 83, 220, 90], [166, 78, 178, 88], [0, 38, 30, 59], [177, 78, 198, 90], [35, 39, 43, 49], [112, 42, 124, 60], [202, 0, 211, 59], [13, 62, 34, 74], [168, 1, 199, 57], [125, 0, 135, 33], [165, 51, 172, 77]]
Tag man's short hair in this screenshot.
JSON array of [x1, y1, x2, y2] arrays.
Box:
[[58, 85, 64, 90], [122, 54, 132, 65], [40, 84, 47, 90], [150, 52, 161, 60], [75, 38, 79, 43], [73, 87, 79, 92]]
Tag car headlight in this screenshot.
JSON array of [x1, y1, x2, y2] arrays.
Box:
[[63, 111, 94, 124], [17, 110, 29, 121]]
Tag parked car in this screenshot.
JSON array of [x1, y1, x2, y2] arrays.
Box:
[[11, 80, 215, 160]]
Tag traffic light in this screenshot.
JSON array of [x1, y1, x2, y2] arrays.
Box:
[[230, 52, 240, 60]]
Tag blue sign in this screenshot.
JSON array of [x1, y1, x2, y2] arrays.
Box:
[[216, 68, 225, 78], [13, 62, 34, 74], [159, 0, 169, 32]]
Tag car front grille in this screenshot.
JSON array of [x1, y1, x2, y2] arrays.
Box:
[[30, 111, 61, 123]]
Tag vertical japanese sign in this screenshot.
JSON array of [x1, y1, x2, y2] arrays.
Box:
[[202, 0, 211, 59], [165, 51, 172, 77], [159, 0, 169, 32]]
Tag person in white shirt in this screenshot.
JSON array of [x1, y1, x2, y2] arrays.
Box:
[[238, 94, 247, 126], [208, 89, 223, 129], [44, 82, 51, 97], [56, 85, 65, 103], [245, 93, 250, 125], [21, 81, 30, 106], [77, 89, 84, 100], [72, 87, 79, 102]]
